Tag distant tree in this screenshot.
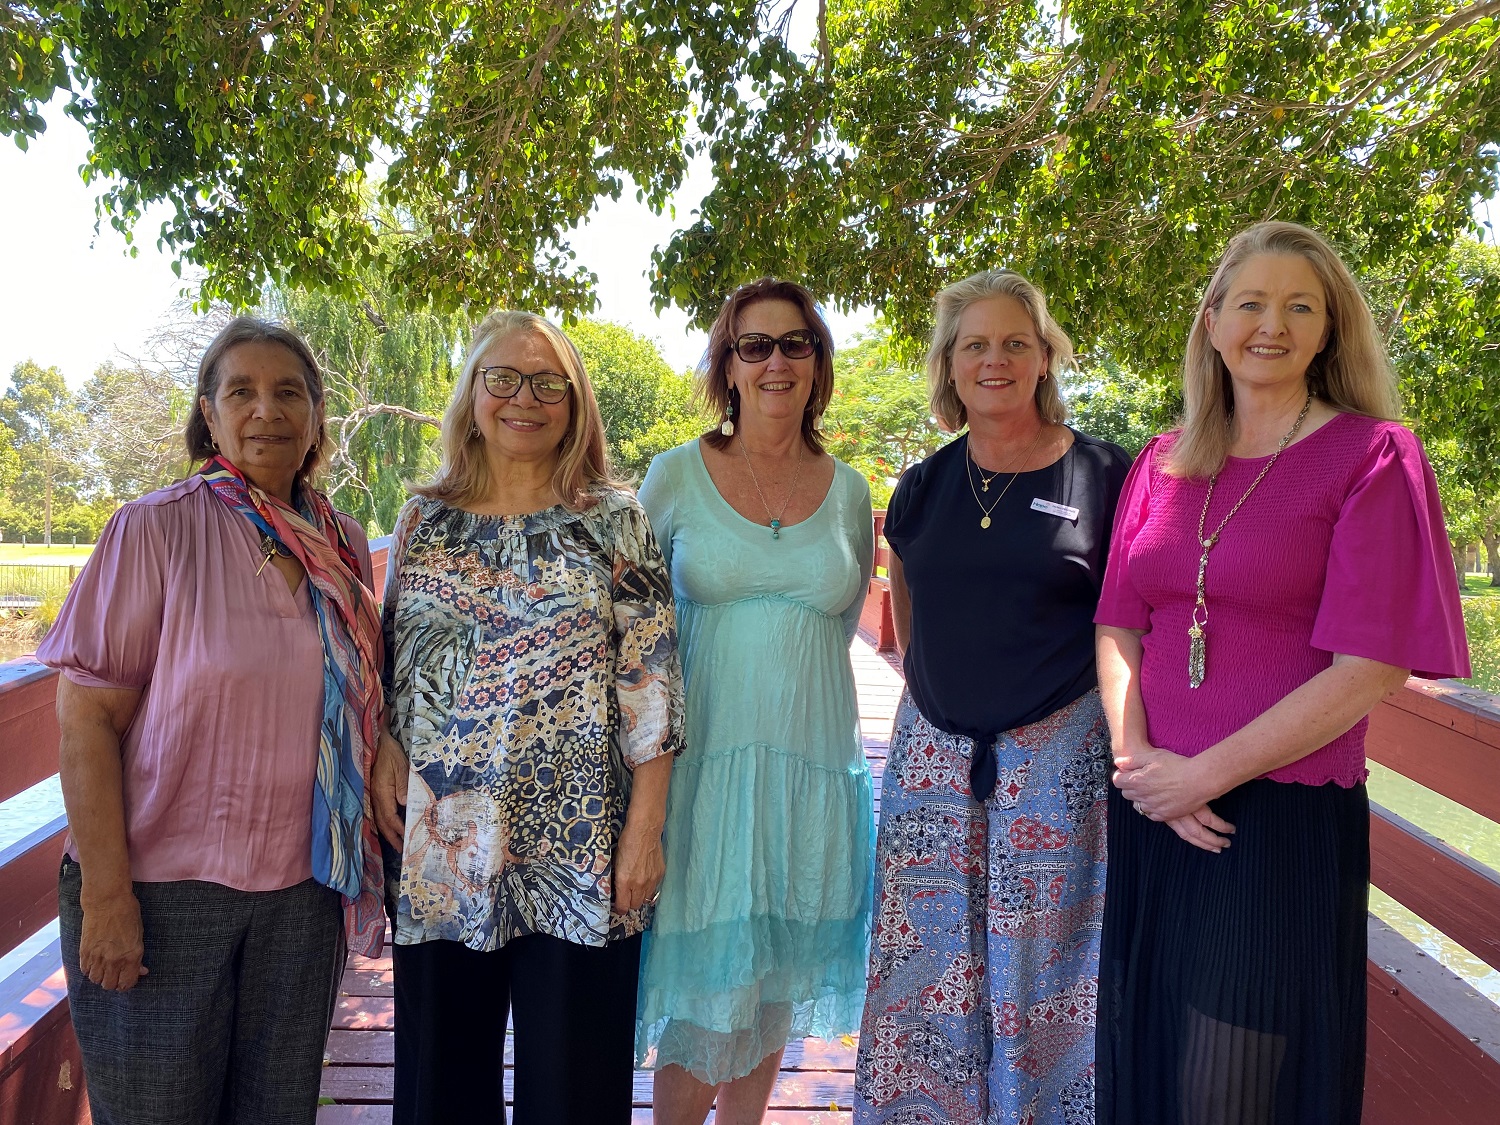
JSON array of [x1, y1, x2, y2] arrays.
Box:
[[0, 361, 89, 544], [568, 320, 708, 481], [272, 280, 462, 534], [1065, 357, 1181, 457], [824, 324, 944, 504], [79, 361, 194, 503]]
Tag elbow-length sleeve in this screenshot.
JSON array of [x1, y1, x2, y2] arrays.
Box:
[[1094, 436, 1163, 632], [840, 471, 875, 646], [637, 454, 676, 572], [609, 498, 686, 768], [36, 500, 167, 690], [1311, 425, 1471, 679]]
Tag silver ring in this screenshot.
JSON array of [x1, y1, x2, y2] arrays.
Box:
[[1132, 801, 1144, 815]]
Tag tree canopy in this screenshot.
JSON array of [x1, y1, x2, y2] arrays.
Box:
[[7, 2, 1496, 372]]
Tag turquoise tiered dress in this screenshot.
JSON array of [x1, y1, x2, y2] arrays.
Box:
[[635, 440, 876, 1085]]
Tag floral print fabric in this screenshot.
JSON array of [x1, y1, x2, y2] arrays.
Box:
[[855, 689, 1110, 1124], [382, 492, 684, 952]]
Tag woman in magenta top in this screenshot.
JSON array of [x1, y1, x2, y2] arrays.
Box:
[[38, 318, 385, 1125], [1093, 222, 1469, 1125]]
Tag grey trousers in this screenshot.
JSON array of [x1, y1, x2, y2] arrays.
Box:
[[59, 859, 346, 1125]]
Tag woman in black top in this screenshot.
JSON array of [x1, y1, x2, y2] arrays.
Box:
[[853, 270, 1130, 1125]]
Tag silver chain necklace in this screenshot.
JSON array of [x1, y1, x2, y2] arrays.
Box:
[[1187, 393, 1312, 688], [739, 437, 806, 539]]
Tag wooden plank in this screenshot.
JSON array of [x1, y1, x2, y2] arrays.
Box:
[[0, 1001, 87, 1125], [1369, 804, 1500, 973], [315, 1107, 850, 1125], [1365, 700, 1500, 824], [338, 966, 393, 997], [320, 1064, 854, 1110], [1365, 961, 1500, 1124], [0, 817, 66, 962], [333, 995, 393, 1031], [0, 661, 61, 805], [0, 939, 72, 1075]]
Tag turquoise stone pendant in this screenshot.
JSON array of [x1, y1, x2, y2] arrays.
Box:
[[770, 519, 782, 539]]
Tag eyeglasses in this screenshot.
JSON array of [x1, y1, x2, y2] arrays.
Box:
[[479, 366, 573, 404], [729, 330, 820, 362]]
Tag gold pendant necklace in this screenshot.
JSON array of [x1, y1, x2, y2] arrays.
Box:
[[1187, 394, 1312, 688], [966, 426, 1045, 529]]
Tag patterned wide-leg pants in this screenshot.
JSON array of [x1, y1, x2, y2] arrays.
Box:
[[854, 689, 1110, 1125]]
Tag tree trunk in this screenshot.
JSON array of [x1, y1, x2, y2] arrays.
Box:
[[43, 448, 53, 548], [1486, 532, 1500, 587], [1452, 542, 1467, 589]]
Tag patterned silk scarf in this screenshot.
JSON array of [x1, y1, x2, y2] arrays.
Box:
[[201, 456, 386, 956]]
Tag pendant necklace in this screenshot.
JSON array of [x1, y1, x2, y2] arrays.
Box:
[[966, 425, 1045, 529], [1187, 393, 1312, 688], [740, 436, 806, 539], [256, 531, 294, 577]]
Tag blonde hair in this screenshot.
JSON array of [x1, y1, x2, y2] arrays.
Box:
[[1168, 221, 1400, 478], [697, 277, 835, 453], [412, 310, 624, 510], [926, 269, 1072, 432]]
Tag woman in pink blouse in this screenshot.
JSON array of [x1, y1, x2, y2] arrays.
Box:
[[38, 318, 385, 1125], [1093, 222, 1469, 1125]]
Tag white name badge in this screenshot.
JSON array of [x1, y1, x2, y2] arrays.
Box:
[[1031, 497, 1080, 521]]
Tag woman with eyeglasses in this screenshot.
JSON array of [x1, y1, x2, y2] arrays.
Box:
[[369, 310, 685, 1125], [634, 278, 875, 1123]]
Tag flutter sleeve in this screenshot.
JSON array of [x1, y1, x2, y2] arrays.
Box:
[[609, 497, 686, 768], [1093, 436, 1163, 632], [36, 500, 167, 690], [1311, 424, 1470, 679], [380, 498, 422, 716]]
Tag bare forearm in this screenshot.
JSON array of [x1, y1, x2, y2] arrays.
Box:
[[55, 681, 138, 902], [889, 554, 911, 657], [1096, 625, 1150, 758], [1192, 655, 1409, 797], [624, 752, 673, 833]]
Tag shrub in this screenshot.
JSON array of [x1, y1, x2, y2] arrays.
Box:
[[1461, 599, 1500, 695]]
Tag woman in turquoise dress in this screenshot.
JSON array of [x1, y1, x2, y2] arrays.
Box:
[[637, 278, 875, 1124]]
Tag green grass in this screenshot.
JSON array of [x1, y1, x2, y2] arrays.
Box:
[[0, 543, 95, 563], [1460, 573, 1500, 599]]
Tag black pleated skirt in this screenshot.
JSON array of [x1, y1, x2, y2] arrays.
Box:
[[1096, 778, 1369, 1125]]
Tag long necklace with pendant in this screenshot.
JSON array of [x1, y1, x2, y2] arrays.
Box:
[[966, 425, 1045, 529], [1188, 393, 1312, 688], [740, 436, 806, 539]]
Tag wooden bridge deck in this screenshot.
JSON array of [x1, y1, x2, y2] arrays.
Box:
[[316, 638, 904, 1123]]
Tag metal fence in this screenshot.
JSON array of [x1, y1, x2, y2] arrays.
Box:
[[0, 564, 78, 609]]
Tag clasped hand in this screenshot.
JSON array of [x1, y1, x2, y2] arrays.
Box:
[[1113, 744, 1235, 854]]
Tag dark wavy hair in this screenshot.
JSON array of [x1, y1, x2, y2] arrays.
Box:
[[697, 278, 835, 453], [184, 316, 328, 482]]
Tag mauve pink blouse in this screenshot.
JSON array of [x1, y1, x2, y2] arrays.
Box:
[[37, 475, 372, 891], [1095, 414, 1470, 787]]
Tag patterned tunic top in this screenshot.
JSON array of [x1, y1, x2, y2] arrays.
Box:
[[382, 491, 684, 951]]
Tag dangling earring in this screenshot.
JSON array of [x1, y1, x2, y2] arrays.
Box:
[[471, 423, 480, 439], [720, 398, 735, 437]]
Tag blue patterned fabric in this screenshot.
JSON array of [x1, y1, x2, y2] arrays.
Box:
[[855, 689, 1109, 1125]]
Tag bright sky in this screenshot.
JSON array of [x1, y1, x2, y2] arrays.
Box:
[[0, 99, 872, 388]]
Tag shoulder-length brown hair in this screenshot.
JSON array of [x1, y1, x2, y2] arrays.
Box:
[[1168, 221, 1400, 479], [925, 269, 1072, 432], [184, 316, 329, 483], [697, 277, 835, 453], [411, 310, 624, 511]]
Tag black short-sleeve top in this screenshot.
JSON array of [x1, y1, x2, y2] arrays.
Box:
[[884, 428, 1132, 742]]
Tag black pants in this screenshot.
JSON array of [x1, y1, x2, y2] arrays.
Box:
[[393, 932, 642, 1125]]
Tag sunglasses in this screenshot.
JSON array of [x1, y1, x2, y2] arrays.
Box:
[[729, 330, 820, 362], [479, 366, 573, 404]]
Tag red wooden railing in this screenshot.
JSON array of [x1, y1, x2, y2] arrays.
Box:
[[2, 534, 1498, 1122]]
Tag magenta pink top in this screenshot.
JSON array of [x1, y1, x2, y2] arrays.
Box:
[[1095, 413, 1470, 787], [37, 475, 372, 890]]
